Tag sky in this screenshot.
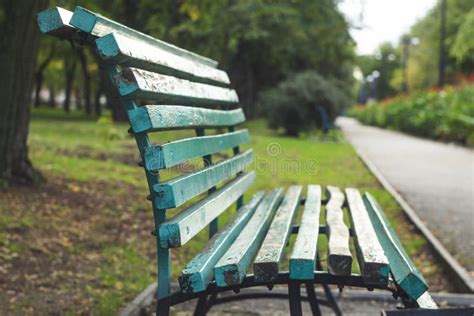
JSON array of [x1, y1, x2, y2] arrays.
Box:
[[338, 0, 437, 55]]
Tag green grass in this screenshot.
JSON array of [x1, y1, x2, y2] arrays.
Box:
[[8, 108, 438, 313]]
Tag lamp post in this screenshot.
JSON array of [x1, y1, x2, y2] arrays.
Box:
[[401, 36, 419, 93], [438, 0, 447, 87], [366, 70, 380, 103]]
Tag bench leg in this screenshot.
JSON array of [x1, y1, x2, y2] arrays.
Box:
[[288, 281, 303, 316], [305, 282, 322, 316], [156, 298, 170, 316], [194, 294, 208, 316], [316, 258, 342, 316]]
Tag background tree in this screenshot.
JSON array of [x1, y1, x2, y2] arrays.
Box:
[[0, 0, 49, 185], [407, 0, 474, 90]]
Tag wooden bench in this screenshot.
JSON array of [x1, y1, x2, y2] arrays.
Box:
[[37, 6, 438, 315]]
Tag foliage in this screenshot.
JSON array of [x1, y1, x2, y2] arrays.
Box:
[[406, 0, 474, 90], [451, 8, 474, 68], [259, 70, 352, 136], [34, 0, 355, 119], [350, 85, 474, 145]]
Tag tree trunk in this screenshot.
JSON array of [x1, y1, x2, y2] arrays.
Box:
[[34, 73, 44, 108], [48, 86, 56, 108], [76, 47, 92, 115], [94, 82, 103, 117], [34, 43, 56, 108], [0, 0, 49, 185], [63, 55, 76, 113]]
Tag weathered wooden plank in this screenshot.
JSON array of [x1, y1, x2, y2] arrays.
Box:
[[37, 7, 76, 38], [128, 105, 245, 133], [115, 68, 238, 106], [415, 291, 437, 309], [214, 189, 284, 287], [289, 185, 322, 280], [153, 150, 253, 209], [158, 172, 256, 248], [179, 192, 265, 293], [345, 188, 389, 285], [253, 186, 302, 282], [70, 6, 218, 68], [96, 33, 230, 86], [364, 193, 428, 300], [143, 130, 249, 171], [325, 186, 352, 276]]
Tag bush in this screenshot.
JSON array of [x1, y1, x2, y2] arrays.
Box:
[[259, 71, 352, 136], [350, 85, 474, 145]]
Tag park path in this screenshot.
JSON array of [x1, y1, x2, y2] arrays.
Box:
[[337, 117, 474, 272]]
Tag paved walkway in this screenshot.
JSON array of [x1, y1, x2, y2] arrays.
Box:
[[337, 117, 474, 272]]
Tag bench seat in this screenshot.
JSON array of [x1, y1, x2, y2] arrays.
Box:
[[37, 6, 436, 315], [179, 185, 428, 301]]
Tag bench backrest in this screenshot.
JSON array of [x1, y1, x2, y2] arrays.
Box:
[[38, 6, 254, 298]]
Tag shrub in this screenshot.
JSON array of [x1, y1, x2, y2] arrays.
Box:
[[350, 85, 474, 145], [259, 71, 352, 136]]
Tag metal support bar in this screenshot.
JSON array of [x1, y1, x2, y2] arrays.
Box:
[[317, 259, 343, 316], [193, 294, 208, 316], [289, 282, 303, 316], [305, 282, 322, 316], [162, 272, 393, 307]]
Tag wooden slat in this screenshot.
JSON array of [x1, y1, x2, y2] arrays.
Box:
[[153, 150, 253, 209], [96, 33, 230, 86], [158, 172, 256, 248], [325, 186, 352, 276], [115, 68, 238, 105], [143, 130, 249, 171], [214, 189, 284, 287], [179, 192, 265, 293], [415, 292, 437, 309], [289, 185, 322, 280], [364, 193, 428, 300], [37, 7, 76, 38], [253, 186, 302, 282], [128, 105, 245, 133], [70, 6, 218, 68], [345, 188, 389, 285]]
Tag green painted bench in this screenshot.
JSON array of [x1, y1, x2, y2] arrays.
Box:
[[37, 6, 438, 315]]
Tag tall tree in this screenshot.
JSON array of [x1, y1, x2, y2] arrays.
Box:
[[0, 0, 49, 185]]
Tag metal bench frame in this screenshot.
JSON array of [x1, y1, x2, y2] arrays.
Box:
[[37, 6, 437, 315]]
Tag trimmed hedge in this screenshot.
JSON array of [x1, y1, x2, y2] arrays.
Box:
[[350, 85, 474, 146]]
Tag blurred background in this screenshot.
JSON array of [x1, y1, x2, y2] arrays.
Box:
[[25, 0, 474, 140], [0, 0, 472, 314]]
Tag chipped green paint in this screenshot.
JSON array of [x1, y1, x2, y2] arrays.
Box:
[[289, 185, 321, 280], [325, 186, 352, 276], [143, 130, 249, 171], [70, 6, 218, 68], [214, 189, 284, 287], [36, 7, 75, 38], [115, 68, 238, 106], [345, 188, 390, 285], [153, 150, 253, 209], [253, 186, 302, 282], [179, 192, 264, 293], [158, 172, 256, 248], [128, 105, 245, 133], [96, 33, 230, 86], [364, 193, 428, 300]]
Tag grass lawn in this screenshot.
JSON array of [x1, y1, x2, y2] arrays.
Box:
[[0, 108, 452, 315]]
